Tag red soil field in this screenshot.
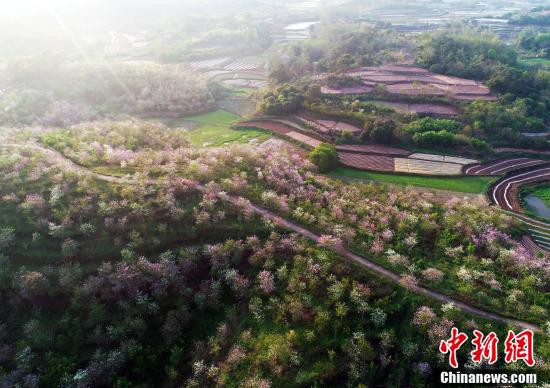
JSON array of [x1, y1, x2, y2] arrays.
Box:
[[317, 65, 496, 101], [321, 85, 373, 94], [336, 144, 411, 156], [386, 83, 446, 96], [238, 120, 293, 135], [332, 122, 362, 134], [338, 152, 395, 172]]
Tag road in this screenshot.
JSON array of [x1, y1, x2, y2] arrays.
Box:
[[1, 143, 541, 332]]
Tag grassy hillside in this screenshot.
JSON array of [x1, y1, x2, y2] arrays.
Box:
[[331, 167, 496, 193]]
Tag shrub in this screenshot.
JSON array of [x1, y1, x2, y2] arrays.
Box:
[[309, 144, 339, 172]]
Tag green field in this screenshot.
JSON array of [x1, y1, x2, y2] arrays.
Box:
[[331, 167, 496, 193], [178, 109, 271, 147]]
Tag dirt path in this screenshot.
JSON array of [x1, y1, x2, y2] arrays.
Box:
[[1, 143, 541, 332]]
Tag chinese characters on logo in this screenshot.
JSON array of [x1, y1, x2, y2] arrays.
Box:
[[439, 328, 534, 368]]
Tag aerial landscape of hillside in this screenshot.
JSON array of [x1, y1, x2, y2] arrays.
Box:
[[0, 0, 549, 386]]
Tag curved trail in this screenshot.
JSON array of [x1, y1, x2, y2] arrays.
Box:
[[1, 143, 541, 332]]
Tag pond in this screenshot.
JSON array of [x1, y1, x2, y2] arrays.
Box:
[[524, 194, 550, 219]]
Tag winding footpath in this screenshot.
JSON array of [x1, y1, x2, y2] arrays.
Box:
[[1, 143, 542, 332]]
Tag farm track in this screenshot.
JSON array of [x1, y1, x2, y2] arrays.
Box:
[[0, 143, 542, 332]]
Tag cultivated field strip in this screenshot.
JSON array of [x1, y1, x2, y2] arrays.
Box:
[[520, 235, 548, 257], [296, 115, 362, 135], [465, 158, 549, 176], [223, 62, 262, 71], [332, 122, 362, 134], [320, 85, 373, 94], [509, 212, 550, 253], [490, 167, 550, 211], [367, 101, 459, 116], [338, 152, 395, 172], [285, 131, 322, 148], [238, 120, 321, 148], [238, 120, 293, 134], [296, 116, 335, 133], [408, 153, 479, 165], [394, 158, 463, 175], [490, 166, 550, 252], [223, 79, 267, 88], [335, 144, 411, 156]]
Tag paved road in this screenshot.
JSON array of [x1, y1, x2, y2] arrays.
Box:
[[1, 143, 541, 332]]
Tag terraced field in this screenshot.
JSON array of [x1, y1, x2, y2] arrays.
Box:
[[338, 153, 394, 172], [335, 144, 411, 156], [465, 158, 549, 176], [489, 165, 550, 252], [237, 120, 321, 148], [394, 158, 463, 175], [296, 115, 363, 135], [320, 85, 373, 94], [318, 64, 497, 101], [285, 131, 322, 147], [409, 153, 478, 165], [367, 101, 459, 116]]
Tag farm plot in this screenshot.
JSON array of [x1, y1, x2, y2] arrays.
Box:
[[490, 166, 550, 211], [286, 131, 322, 148], [366, 101, 459, 116], [189, 57, 231, 69], [224, 62, 262, 71], [338, 153, 394, 172], [394, 158, 463, 175], [408, 153, 479, 165], [333, 122, 362, 134], [238, 120, 321, 148], [178, 110, 270, 147], [464, 158, 549, 176], [238, 120, 293, 135], [317, 65, 496, 101], [385, 83, 447, 96], [321, 84, 373, 95], [296, 115, 362, 135], [296, 116, 336, 133], [335, 144, 411, 156], [433, 84, 490, 95]]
